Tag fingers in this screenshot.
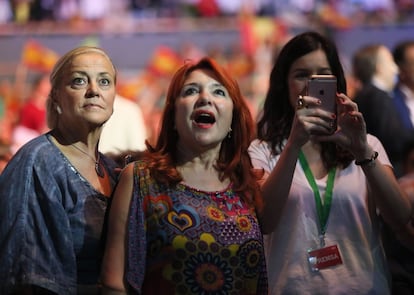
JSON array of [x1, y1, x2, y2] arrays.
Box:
[[295, 95, 335, 130], [342, 109, 365, 129], [336, 93, 365, 127], [337, 93, 358, 112], [296, 95, 321, 110]]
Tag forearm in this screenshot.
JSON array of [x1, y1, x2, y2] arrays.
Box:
[[359, 152, 412, 230], [259, 141, 300, 234]]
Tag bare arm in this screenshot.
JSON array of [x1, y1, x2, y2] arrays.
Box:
[[258, 141, 301, 234], [257, 95, 331, 234], [328, 94, 412, 231], [360, 153, 411, 231], [391, 175, 414, 250], [101, 164, 135, 294]]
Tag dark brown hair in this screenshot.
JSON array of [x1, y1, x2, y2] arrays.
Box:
[[257, 31, 353, 170]]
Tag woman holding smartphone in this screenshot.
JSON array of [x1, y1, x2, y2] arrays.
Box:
[[248, 31, 413, 294]]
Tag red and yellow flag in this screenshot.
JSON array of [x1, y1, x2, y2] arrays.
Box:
[[146, 46, 181, 77], [21, 40, 59, 73]]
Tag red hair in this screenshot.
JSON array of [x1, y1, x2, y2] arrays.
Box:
[[146, 57, 261, 207]]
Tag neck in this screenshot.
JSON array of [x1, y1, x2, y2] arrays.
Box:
[[53, 126, 99, 152], [372, 76, 392, 93], [51, 129, 105, 178], [302, 141, 321, 155], [176, 140, 221, 168]]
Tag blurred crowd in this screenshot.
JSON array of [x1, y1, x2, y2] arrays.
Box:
[[1, 0, 414, 26], [0, 32, 278, 170], [0, 25, 405, 174], [2, 0, 414, 175]]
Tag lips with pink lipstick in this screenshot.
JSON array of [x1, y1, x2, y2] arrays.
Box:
[[192, 110, 216, 128]]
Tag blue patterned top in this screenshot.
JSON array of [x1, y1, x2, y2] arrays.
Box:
[[126, 161, 268, 294], [0, 133, 118, 294]]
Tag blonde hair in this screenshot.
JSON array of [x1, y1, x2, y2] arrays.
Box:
[[46, 46, 117, 129]]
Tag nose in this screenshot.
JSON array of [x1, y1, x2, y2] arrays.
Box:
[[86, 82, 99, 98], [196, 89, 212, 106]]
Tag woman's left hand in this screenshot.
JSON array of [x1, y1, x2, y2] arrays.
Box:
[[315, 93, 370, 158]]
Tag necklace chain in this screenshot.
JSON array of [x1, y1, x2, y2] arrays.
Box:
[[58, 132, 105, 178]]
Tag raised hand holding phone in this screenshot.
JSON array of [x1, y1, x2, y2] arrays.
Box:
[[307, 74, 337, 133]]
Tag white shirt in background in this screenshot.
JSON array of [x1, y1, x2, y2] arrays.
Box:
[[99, 94, 147, 155]]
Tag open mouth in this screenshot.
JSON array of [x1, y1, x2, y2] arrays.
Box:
[[193, 110, 216, 125]]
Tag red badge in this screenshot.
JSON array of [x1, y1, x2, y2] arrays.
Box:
[[308, 244, 343, 271]]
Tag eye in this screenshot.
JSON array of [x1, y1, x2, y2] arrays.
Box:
[[182, 86, 199, 97], [99, 78, 111, 86], [213, 88, 226, 96], [72, 77, 86, 86], [294, 71, 311, 81]]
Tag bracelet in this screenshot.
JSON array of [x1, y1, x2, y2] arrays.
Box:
[[355, 151, 378, 166]]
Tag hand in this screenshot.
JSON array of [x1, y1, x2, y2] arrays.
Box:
[[290, 94, 336, 148], [316, 93, 370, 158]]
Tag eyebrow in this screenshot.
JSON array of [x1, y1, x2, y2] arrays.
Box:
[[211, 82, 224, 88], [71, 70, 113, 77]]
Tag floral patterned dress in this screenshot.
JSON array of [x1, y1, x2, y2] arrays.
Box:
[[125, 161, 268, 294]]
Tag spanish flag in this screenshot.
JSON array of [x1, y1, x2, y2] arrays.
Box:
[[146, 46, 181, 77], [21, 40, 59, 73], [240, 16, 288, 56]]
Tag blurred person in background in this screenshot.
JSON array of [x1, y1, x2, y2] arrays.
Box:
[[29, 0, 57, 21], [352, 43, 411, 177], [0, 46, 119, 294], [78, 0, 110, 26], [100, 57, 268, 294], [11, 74, 50, 154], [392, 40, 414, 131], [382, 139, 414, 294], [99, 93, 147, 156], [0, 0, 12, 23], [19, 74, 50, 133], [0, 141, 11, 174], [0, 79, 16, 154]]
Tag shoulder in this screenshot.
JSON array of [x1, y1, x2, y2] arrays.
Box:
[[100, 153, 122, 181], [367, 134, 385, 149], [4, 135, 55, 170], [118, 160, 148, 183], [249, 139, 270, 153], [18, 134, 51, 152], [355, 85, 389, 106], [249, 139, 280, 157], [248, 139, 280, 173], [111, 162, 146, 211], [366, 134, 392, 165]]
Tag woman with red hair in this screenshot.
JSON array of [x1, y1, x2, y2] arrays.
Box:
[[101, 57, 268, 294]]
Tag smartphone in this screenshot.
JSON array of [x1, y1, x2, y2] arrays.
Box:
[[307, 75, 337, 133]]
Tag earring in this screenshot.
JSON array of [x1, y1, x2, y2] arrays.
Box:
[[227, 127, 232, 139], [56, 105, 62, 114]]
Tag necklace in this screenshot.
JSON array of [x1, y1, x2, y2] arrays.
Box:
[[57, 132, 105, 178], [69, 143, 105, 178]]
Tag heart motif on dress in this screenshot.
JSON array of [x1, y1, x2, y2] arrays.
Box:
[[144, 195, 172, 216], [168, 209, 195, 232]]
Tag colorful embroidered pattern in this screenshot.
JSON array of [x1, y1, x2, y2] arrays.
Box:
[[127, 162, 268, 294]]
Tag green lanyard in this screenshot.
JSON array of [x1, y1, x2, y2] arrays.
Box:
[[298, 150, 336, 246]]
